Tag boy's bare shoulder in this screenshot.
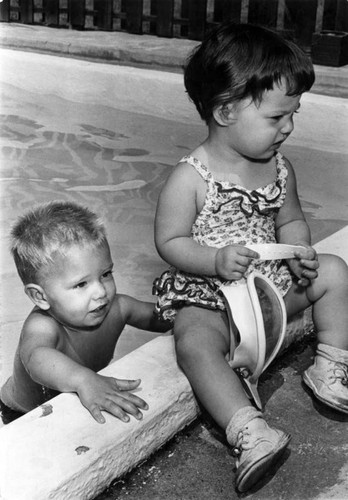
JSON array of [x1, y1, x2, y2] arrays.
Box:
[[19, 309, 64, 365], [22, 308, 63, 341]]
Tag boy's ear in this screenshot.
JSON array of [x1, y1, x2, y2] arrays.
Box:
[[213, 103, 236, 126], [25, 284, 50, 310]]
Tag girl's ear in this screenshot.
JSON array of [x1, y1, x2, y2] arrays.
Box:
[[25, 284, 50, 310], [213, 103, 237, 126]]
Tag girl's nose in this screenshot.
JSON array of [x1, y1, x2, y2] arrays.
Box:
[[281, 115, 294, 135]]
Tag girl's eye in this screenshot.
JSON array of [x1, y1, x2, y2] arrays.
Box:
[[271, 110, 298, 121]]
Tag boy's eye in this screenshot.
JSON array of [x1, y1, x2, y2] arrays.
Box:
[[74, 281, 87, 289], [102, 270, 113, 279]]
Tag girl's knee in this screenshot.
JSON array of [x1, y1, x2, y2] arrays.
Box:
[[174, 310, 230, 364], [318, 254, 348, 284]]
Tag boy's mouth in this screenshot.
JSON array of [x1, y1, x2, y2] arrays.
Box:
[[90, 303, 108, 315]]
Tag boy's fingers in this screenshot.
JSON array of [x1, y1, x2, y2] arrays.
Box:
[[114, 378, 141, 391], [104, 399, 143, 421], [88, 403, 106, 424], [125, 393, 149, 410], [111, 391, 149, 411]]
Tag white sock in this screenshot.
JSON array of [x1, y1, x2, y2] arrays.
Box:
[[225, 406, 262, 446]]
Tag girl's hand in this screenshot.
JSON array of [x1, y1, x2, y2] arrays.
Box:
[[77, 373, 148, 424], [289, 243, 319, 287], [215, 245, 259, 280]]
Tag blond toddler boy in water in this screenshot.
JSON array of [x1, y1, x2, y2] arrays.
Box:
[[0, 201, 170, 424]]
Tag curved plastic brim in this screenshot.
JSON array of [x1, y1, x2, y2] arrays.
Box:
[[249, 272, 287, 378], [220, 281, 260, 377], [220, 271, 287, 409]]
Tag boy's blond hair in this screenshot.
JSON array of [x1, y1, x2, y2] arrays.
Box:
[[11, 201, 107, 284]]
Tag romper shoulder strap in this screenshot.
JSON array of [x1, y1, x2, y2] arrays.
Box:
[[178, 155, 212, 182], [275, 152, 288, 179]]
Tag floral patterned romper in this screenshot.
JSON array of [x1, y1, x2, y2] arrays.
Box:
[[153, 152, 293, 322]]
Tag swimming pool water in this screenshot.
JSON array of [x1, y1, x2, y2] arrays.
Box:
[[1, 49, 347, 389]]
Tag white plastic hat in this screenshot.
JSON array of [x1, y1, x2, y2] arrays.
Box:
[[220, 244, 304, 409]]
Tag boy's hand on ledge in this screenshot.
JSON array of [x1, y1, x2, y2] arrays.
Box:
[[77, 373, 148, 424]]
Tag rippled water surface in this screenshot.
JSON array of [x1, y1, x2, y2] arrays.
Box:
[[1, 74, 347, 371], [0, 81, 205, 369], [1, 83, 204, 287]]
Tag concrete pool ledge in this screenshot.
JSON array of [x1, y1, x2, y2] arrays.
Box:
[[0, 335, 199, 500], [1, 227, 348, 499], [0, 316, 312, 500]]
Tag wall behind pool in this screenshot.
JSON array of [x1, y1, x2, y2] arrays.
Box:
[[1, 48, 347, 157]]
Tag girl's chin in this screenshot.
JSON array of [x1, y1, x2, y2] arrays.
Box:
[[244, 151, 276, 162]]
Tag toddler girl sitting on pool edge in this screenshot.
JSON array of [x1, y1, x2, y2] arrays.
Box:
[[0, 201, 170, 425], [153, 22, 348, 492]]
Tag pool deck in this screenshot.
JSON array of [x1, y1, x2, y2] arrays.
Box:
[[0, 23, 348, 500], [1, 22, 348, 97]]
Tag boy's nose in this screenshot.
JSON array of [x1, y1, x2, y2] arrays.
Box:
[[92, 281, 107, 299]]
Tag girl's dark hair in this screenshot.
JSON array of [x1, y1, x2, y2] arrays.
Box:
[[184, 22, 315, 123]]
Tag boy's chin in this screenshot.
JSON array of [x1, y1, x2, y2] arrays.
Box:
[[83, 320, 105, 331], [66, 320, 104, 332]]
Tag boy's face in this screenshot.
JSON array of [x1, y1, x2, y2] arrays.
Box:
[[40, 242, 116, 331], [227, 81, 301, 161]]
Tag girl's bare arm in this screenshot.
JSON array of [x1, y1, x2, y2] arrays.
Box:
[[155, 162, 218, 275], [155, 162, 258, 280], [275, 158, 311, 245], [276, 159, 319, 285]]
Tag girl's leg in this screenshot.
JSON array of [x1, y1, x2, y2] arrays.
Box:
[[174, 306, 290, 492], [285, 254, 348, 346], [174, 305, 249, 428], [284, 254, 348, 412]]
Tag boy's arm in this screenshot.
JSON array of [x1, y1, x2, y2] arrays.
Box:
[[275, 159, 319, 286], [118, 295, 172, 332], [20, 312, 149, 423]]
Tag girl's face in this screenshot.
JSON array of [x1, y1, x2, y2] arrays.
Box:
[[41, 242, 116, 331], [227, 82, 301, 161]]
